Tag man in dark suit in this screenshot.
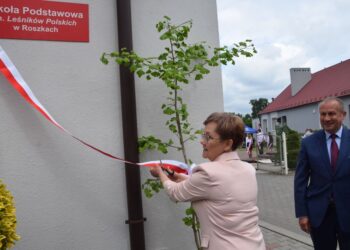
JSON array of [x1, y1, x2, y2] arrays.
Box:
[[294, 97, 350, 250]]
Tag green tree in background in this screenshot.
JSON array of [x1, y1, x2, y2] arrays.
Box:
[[229, 112, 252, 127], [242, 113, 252, 127], [250, 98, 269, 119]]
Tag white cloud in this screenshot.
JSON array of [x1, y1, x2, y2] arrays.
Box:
[[217, 0, 350, 114]]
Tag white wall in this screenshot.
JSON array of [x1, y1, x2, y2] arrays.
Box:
[[0, 0, 224, 249], [131, 1, 223, 249], [1, 1, 130, 249]]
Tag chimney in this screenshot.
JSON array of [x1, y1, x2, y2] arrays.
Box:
[[290, 68, 311, 96]]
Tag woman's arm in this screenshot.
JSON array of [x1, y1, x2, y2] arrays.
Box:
[[150, 164, 212, 202], [150, 166, 189, 183], [170, 172, 189, 182], [150, 165, 169, 183]]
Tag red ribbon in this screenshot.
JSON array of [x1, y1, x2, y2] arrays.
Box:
[[0, 46, 189, 174]]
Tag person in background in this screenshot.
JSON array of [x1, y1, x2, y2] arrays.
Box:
[[256, 129, 265, 155], [150, 112, 265, 250], [267, 132, 273, 152], [294, 97, 350, 250], [302, 128, 313, 139], [246, 133, 254, 158]]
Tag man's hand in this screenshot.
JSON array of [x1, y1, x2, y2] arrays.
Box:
[[299, 216, 311, 234]]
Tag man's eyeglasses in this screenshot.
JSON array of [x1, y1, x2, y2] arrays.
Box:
[[201, 133, 221, 142]]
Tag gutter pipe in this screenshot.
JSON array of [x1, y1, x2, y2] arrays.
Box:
[[116, 0, 146, 249]]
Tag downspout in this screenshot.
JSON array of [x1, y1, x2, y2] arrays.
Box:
[[116, 0, 146, 249]]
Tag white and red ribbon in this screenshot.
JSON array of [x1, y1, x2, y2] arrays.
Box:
[[140, 160, 189, 174], [0, 46, 190, 174]]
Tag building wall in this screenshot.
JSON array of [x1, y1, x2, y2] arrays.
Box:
[[260, 112, 278, 132], [1, 1, 129, 250], [262, 96, 350, 133], [131, 0, 223, 249], [343, 96, 350, 126], [0, 1, 223, 250], [277, 104, 320, 132]]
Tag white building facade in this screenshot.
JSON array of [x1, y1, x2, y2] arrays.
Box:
[[260, 63, 350, 134], [0, 1, 223, 249]]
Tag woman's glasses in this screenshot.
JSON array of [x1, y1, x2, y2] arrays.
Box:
[[201, 133, 221, 142]]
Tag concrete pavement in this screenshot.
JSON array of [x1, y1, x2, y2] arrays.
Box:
[[256, 167, 314, 249], [261, 225, 313, 250], [236, 149, 314, 249]]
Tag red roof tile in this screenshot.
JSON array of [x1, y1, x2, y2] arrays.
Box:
[[260, 59, 350, 114]]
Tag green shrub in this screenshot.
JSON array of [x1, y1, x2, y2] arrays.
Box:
[[287, 149, 300, 169], [0, 180, 20, 250], [275, 125, 301, 169], [286, 129, 300, 169]]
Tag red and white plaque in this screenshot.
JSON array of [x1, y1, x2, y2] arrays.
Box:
[[0, 0, 89, 42]]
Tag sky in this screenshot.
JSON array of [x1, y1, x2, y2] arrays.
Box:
[[216, 0, 350, 115]]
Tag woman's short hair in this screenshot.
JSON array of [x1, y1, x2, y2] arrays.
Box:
[[203, 112, 245, 150]]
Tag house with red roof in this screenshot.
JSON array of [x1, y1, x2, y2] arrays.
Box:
[[259, 60, 350, 133]]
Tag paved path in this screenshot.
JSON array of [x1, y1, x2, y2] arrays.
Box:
[[256, 168, 314, 249], [237, 149, 314, 249], [261, 226, 313, 250], [256, 165, 316, 249], [256, 167, 301, 235]]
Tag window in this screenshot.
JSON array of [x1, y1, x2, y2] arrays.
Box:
[[281, 116, 287, 125], [277, 116, 287, 126], [263, 119, 268, 133], [272, 118, 277, 131]]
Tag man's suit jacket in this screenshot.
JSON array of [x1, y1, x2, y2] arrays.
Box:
[[164, 151, 265, 250], [294, 126, 350, 231]]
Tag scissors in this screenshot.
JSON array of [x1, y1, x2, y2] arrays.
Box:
[[160, 159, 174, 176]]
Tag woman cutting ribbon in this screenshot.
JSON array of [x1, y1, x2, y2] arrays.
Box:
[[150, 112, 265, 250]]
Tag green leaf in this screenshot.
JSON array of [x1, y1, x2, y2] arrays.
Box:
[[151, 71, 160, 77], [185, 207, 194, 215], [163, 107, 175, 115], [136, 69, 145, 77], [123, 57, 130, 64], [195, 74, 203, 80], [182, 217, 192, 226], [158, 53, 168, 60], [142, 179, 163, 198], [100, 53, 109, 64], [239, 41, 247, 47], [116, 57, 124, 65], [160, 31, 171, 40], [130, 64, 137, 72], [156, 22, 164, 32], [176, 51, 184, 58], [195, 129, 202, 135], [168, 124, 177, 133], [158, 144, 168, 154]]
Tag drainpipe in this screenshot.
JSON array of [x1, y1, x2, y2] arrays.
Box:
[[116, 0, 146, 249]]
